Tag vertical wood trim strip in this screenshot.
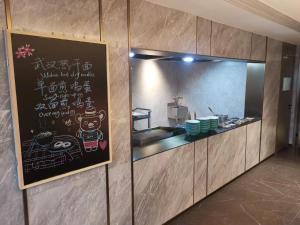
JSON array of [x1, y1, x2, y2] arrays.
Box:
[[206, 138, 208, 196], [105, 165, 110, 225], [22, 190, 30, 225], [195, 17, 198, 54], [127, 0, 135, 224], [98, 0, 102, 42], [192, 142, 195, 204], [209, 20, 212, 56], [249, 33, 253, 60], [245, 125, 248, 171], [3, 0, 12, 29]]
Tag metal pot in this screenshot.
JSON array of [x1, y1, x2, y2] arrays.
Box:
[[216, 114, 228, 124]]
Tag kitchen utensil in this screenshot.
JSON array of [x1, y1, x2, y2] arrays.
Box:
[[208, 107, 215, 115]]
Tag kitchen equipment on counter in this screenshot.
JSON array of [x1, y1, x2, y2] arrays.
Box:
[[197, 117, 210, 133], [168, 96, 189, 123], [132, 126, 186, 147], [217, 114, 229, 124], [185, 120, 200, 136], [132, 108, 151, 130], [208, 107, 228, 125], [208, 116, 219, 130]]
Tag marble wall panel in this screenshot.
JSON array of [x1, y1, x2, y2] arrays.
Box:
[[0, 0, 6, 28], [11, 0, 100, 41], [0, 1, 25, 224], [207, 126, 246, 194], [134, 144, 194, 225], [0, 4, 10, 110], [260, 38, 282, 161], [246, 120, 261, 170], [0, 134, 25, 225], [211, 22, 252, 59], [10, 1, 108, 225], [197, 17, 211, 56], [27, 168, 107, 225], [194, 138, 207, 203], [101, 1, 132, 225], [130, 0, 197, 53], [250, 34, 267, 61]]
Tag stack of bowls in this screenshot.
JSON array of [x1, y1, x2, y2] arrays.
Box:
[[197, 117, 210, 133], [208, 116, 219, 131], [185, 120, 200, 136]]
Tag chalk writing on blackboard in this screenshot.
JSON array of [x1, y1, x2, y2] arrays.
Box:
[[8, 32, 110, 188]]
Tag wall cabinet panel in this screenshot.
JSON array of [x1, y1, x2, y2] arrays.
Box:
[[197, 17, 211, 55], [251, 34, 267, 61], [101, 0, 132, 224], [134, 144, 194, 225], [130, 0, 197, 53], [211, 22, 252, 59], [260, 38, 282, 161], [246, 120, 261, 170], [194, 138, 207, 203], [207, 126, 246, 194]]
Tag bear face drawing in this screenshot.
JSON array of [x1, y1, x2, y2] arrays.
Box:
[[76, 107, 106, 152]]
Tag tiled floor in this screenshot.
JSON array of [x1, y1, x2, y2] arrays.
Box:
[[166, 149, 300, 225]]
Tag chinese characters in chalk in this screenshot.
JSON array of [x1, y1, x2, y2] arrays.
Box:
[[33, 58, 95, 120]]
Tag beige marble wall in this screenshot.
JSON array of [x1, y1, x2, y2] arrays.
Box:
[[207, 126, 246, 194], [134, 144, 194, 225], [101, 0, 132, 225], [250, 34, 267, 61], [194, 138, 207, 203], [197, 17, 211, 56], [211, 22, 252, 59], [130, 0, 197, 53], [27, 169, 107, 225], [246, 120, 261, 170], [11, 0, 100, 41], [0, 1, 26, 224], [9, 1, 108, 225], [260, 38, 282, 161]]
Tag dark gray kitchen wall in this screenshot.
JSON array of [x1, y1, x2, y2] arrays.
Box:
[[131, 59, 247, 130]]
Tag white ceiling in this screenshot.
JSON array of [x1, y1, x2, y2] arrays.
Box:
[[147, 0, 300, 45], [260, 0, 300, 22]]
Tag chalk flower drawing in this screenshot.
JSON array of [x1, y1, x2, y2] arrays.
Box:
[[16, 44, 35, 58]]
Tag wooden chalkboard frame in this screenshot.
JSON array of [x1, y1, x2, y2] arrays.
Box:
[[5, 30, 112, 189]]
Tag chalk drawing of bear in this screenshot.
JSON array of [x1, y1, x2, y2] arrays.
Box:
[[76, 107, 106, 152]]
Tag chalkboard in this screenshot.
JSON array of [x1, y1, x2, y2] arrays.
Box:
[[6, 31, 111, 189]]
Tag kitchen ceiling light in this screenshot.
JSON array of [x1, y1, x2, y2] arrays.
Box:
[[182, 56, 194, 62], [129, 52, 135, 58]]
